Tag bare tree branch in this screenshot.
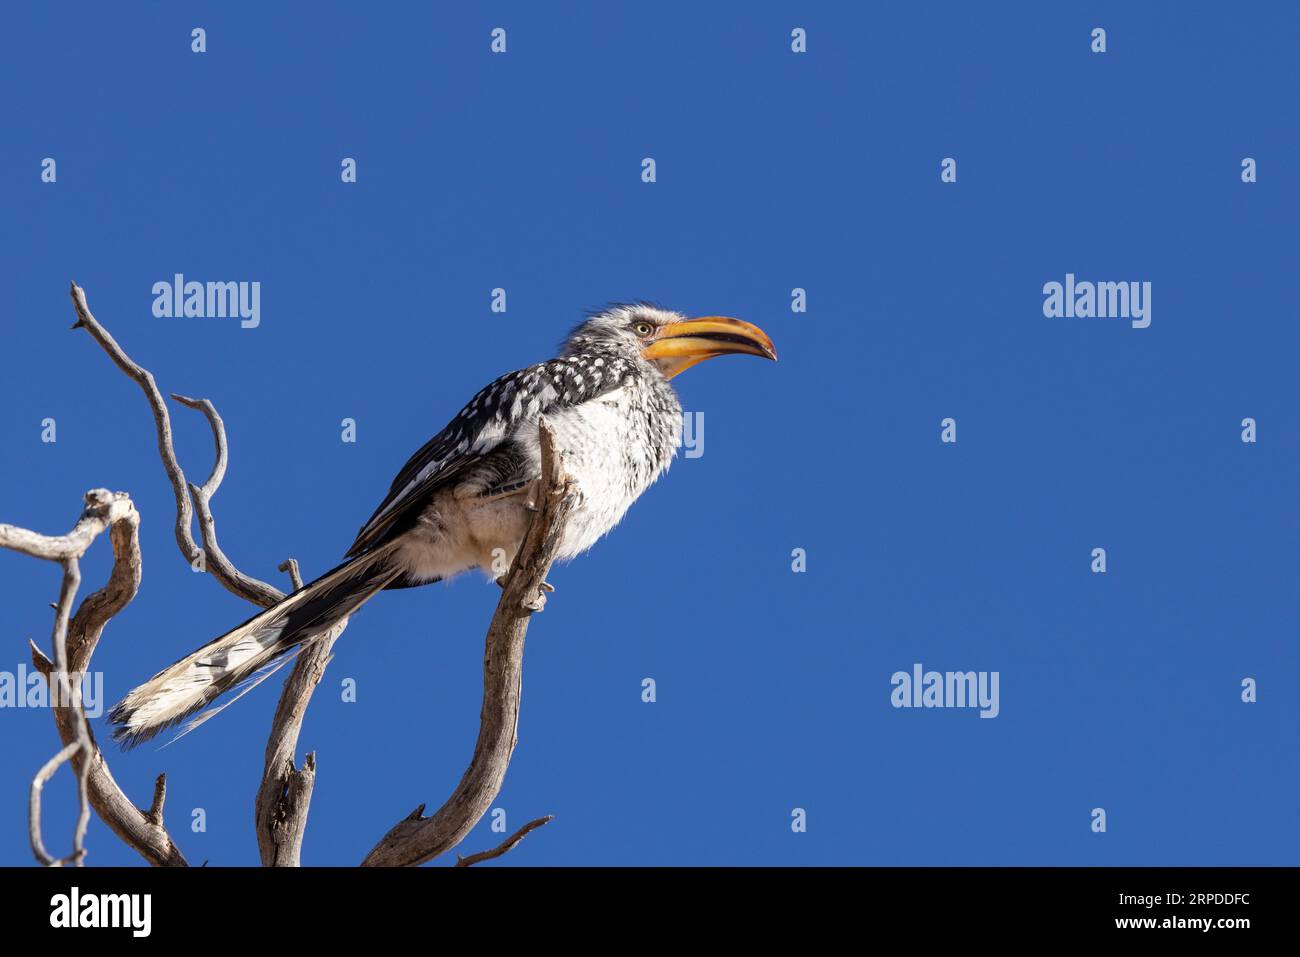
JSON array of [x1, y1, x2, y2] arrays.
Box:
[[0, 486, 134, 561], [69, 282, 283, 608], [147, 774, 168, 826], [455, 815, 554, 867], [255, 621, 344, 866], [71, 282, 338, 865], [52, 559, 92, 865], [278, 558, 304, 591], [363, 418, 573, 867], [171, 392, 284, 608], [31, 491, 188, 866], [29, 743, 81, 867], [5, 489, 188, 867], [19, 499, 102, 868]]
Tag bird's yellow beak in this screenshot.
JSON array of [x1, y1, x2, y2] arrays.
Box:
[[641, 316, 778, 379]]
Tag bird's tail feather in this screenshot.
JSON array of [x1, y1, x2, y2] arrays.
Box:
[[160, 645, 305, 749], [108, 546, 401, 749]]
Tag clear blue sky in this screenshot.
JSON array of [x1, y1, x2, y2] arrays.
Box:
[[2, 2, 1297, 866]]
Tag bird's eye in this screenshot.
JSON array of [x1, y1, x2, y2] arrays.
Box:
[[633, 321, 655, 338]]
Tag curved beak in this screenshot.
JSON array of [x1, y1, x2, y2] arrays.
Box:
[[641, 316, 778, 379]]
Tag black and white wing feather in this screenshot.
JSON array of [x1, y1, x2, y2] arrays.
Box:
[[346, 354, 633, 556]]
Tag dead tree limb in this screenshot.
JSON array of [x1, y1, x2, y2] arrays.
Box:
[[71, 282, 335, 866], [69, 282, 283, 609], [254, 621, 344, 866], [363, 418, 575, 867], [3, 489, 188, 866], [29, 743, 82, 866], [456, 815, 554, 867], [253, 560, 346, 865]]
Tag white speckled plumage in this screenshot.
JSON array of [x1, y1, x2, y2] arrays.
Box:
[[393, 375, 681, 587]]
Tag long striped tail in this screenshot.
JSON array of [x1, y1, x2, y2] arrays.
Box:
[[108, 546, 400, 749]]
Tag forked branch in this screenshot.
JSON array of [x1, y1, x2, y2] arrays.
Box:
[[71, 283, 331, 866], [2, 489, 187, 866]]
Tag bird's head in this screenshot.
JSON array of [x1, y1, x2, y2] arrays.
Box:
[[563, 304, 777, 379]]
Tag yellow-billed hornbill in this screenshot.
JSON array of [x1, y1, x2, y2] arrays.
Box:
[[109, 304, 776, 746]]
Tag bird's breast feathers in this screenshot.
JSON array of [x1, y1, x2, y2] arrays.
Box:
[[512, 383, 681, 558]]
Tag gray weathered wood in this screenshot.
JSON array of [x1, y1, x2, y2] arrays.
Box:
[[14, 490, 188, 866], [72, 282, 334, 865], [362, 419, 574, 866]]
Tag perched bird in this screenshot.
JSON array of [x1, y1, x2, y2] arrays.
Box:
[[109, 304, 776, 747]]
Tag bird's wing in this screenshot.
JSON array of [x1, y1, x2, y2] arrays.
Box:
[[345, 354, 631, 556]]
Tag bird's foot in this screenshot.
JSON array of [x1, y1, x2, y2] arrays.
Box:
[[497, 576, 553, 609], [522, 581, 555, 611]]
